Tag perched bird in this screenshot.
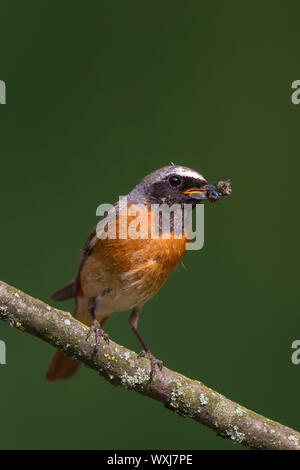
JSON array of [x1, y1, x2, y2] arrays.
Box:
[[46, 165, 230, 381]]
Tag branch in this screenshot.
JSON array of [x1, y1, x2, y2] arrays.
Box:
[[0, 280, 299, 450]]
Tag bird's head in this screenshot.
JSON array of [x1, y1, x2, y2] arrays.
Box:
[[129, 165, 221, 206]]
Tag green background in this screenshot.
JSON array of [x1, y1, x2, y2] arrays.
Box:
[[0, 1, 299, 450]]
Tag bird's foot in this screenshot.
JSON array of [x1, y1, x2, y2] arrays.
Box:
[[138, 350, 163, 381], [86, 319, 109, 356]]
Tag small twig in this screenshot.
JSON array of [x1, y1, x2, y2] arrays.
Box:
[[0, 279, 299, 450]]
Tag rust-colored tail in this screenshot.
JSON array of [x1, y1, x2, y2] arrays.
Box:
[[46, 350, 81, 381]]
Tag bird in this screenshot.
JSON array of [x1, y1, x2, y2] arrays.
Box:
[[46, 165, 229, 381]]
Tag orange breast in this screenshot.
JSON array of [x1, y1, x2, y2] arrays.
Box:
[[80, 204, 187, 310]]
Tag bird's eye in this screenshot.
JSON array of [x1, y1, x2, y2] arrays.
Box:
[[169, 175, 181, 187]]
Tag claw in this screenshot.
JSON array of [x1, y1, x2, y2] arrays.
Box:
[[86, 319, 109, 356], [138, 350, 163, 381], [103, 332, 110, 344]]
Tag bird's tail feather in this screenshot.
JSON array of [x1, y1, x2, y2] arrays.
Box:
[[46, 349, 81, 381], [51, 280, 75, 301]]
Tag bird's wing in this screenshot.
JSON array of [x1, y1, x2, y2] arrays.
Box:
[[51, 201, 120, 301]]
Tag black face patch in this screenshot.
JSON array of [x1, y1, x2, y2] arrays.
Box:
[[146, 175, 207, 205], [181, 176, 207, 192]]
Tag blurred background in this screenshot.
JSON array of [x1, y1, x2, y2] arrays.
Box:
[[0, 0, 299, 450]]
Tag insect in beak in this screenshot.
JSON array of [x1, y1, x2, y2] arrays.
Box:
[[184, 184, 220, 202]]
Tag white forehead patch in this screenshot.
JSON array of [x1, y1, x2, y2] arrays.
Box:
[[174, 167, 205, 181]]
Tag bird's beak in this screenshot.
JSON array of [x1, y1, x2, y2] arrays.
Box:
[[184, 184, 220, 203]]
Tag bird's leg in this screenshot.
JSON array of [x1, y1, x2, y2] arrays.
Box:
[[129, 307, 163, 381], [86, 298, 109, 355]]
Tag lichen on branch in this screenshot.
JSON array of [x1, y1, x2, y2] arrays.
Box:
[[0, 280, 299, 450]]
